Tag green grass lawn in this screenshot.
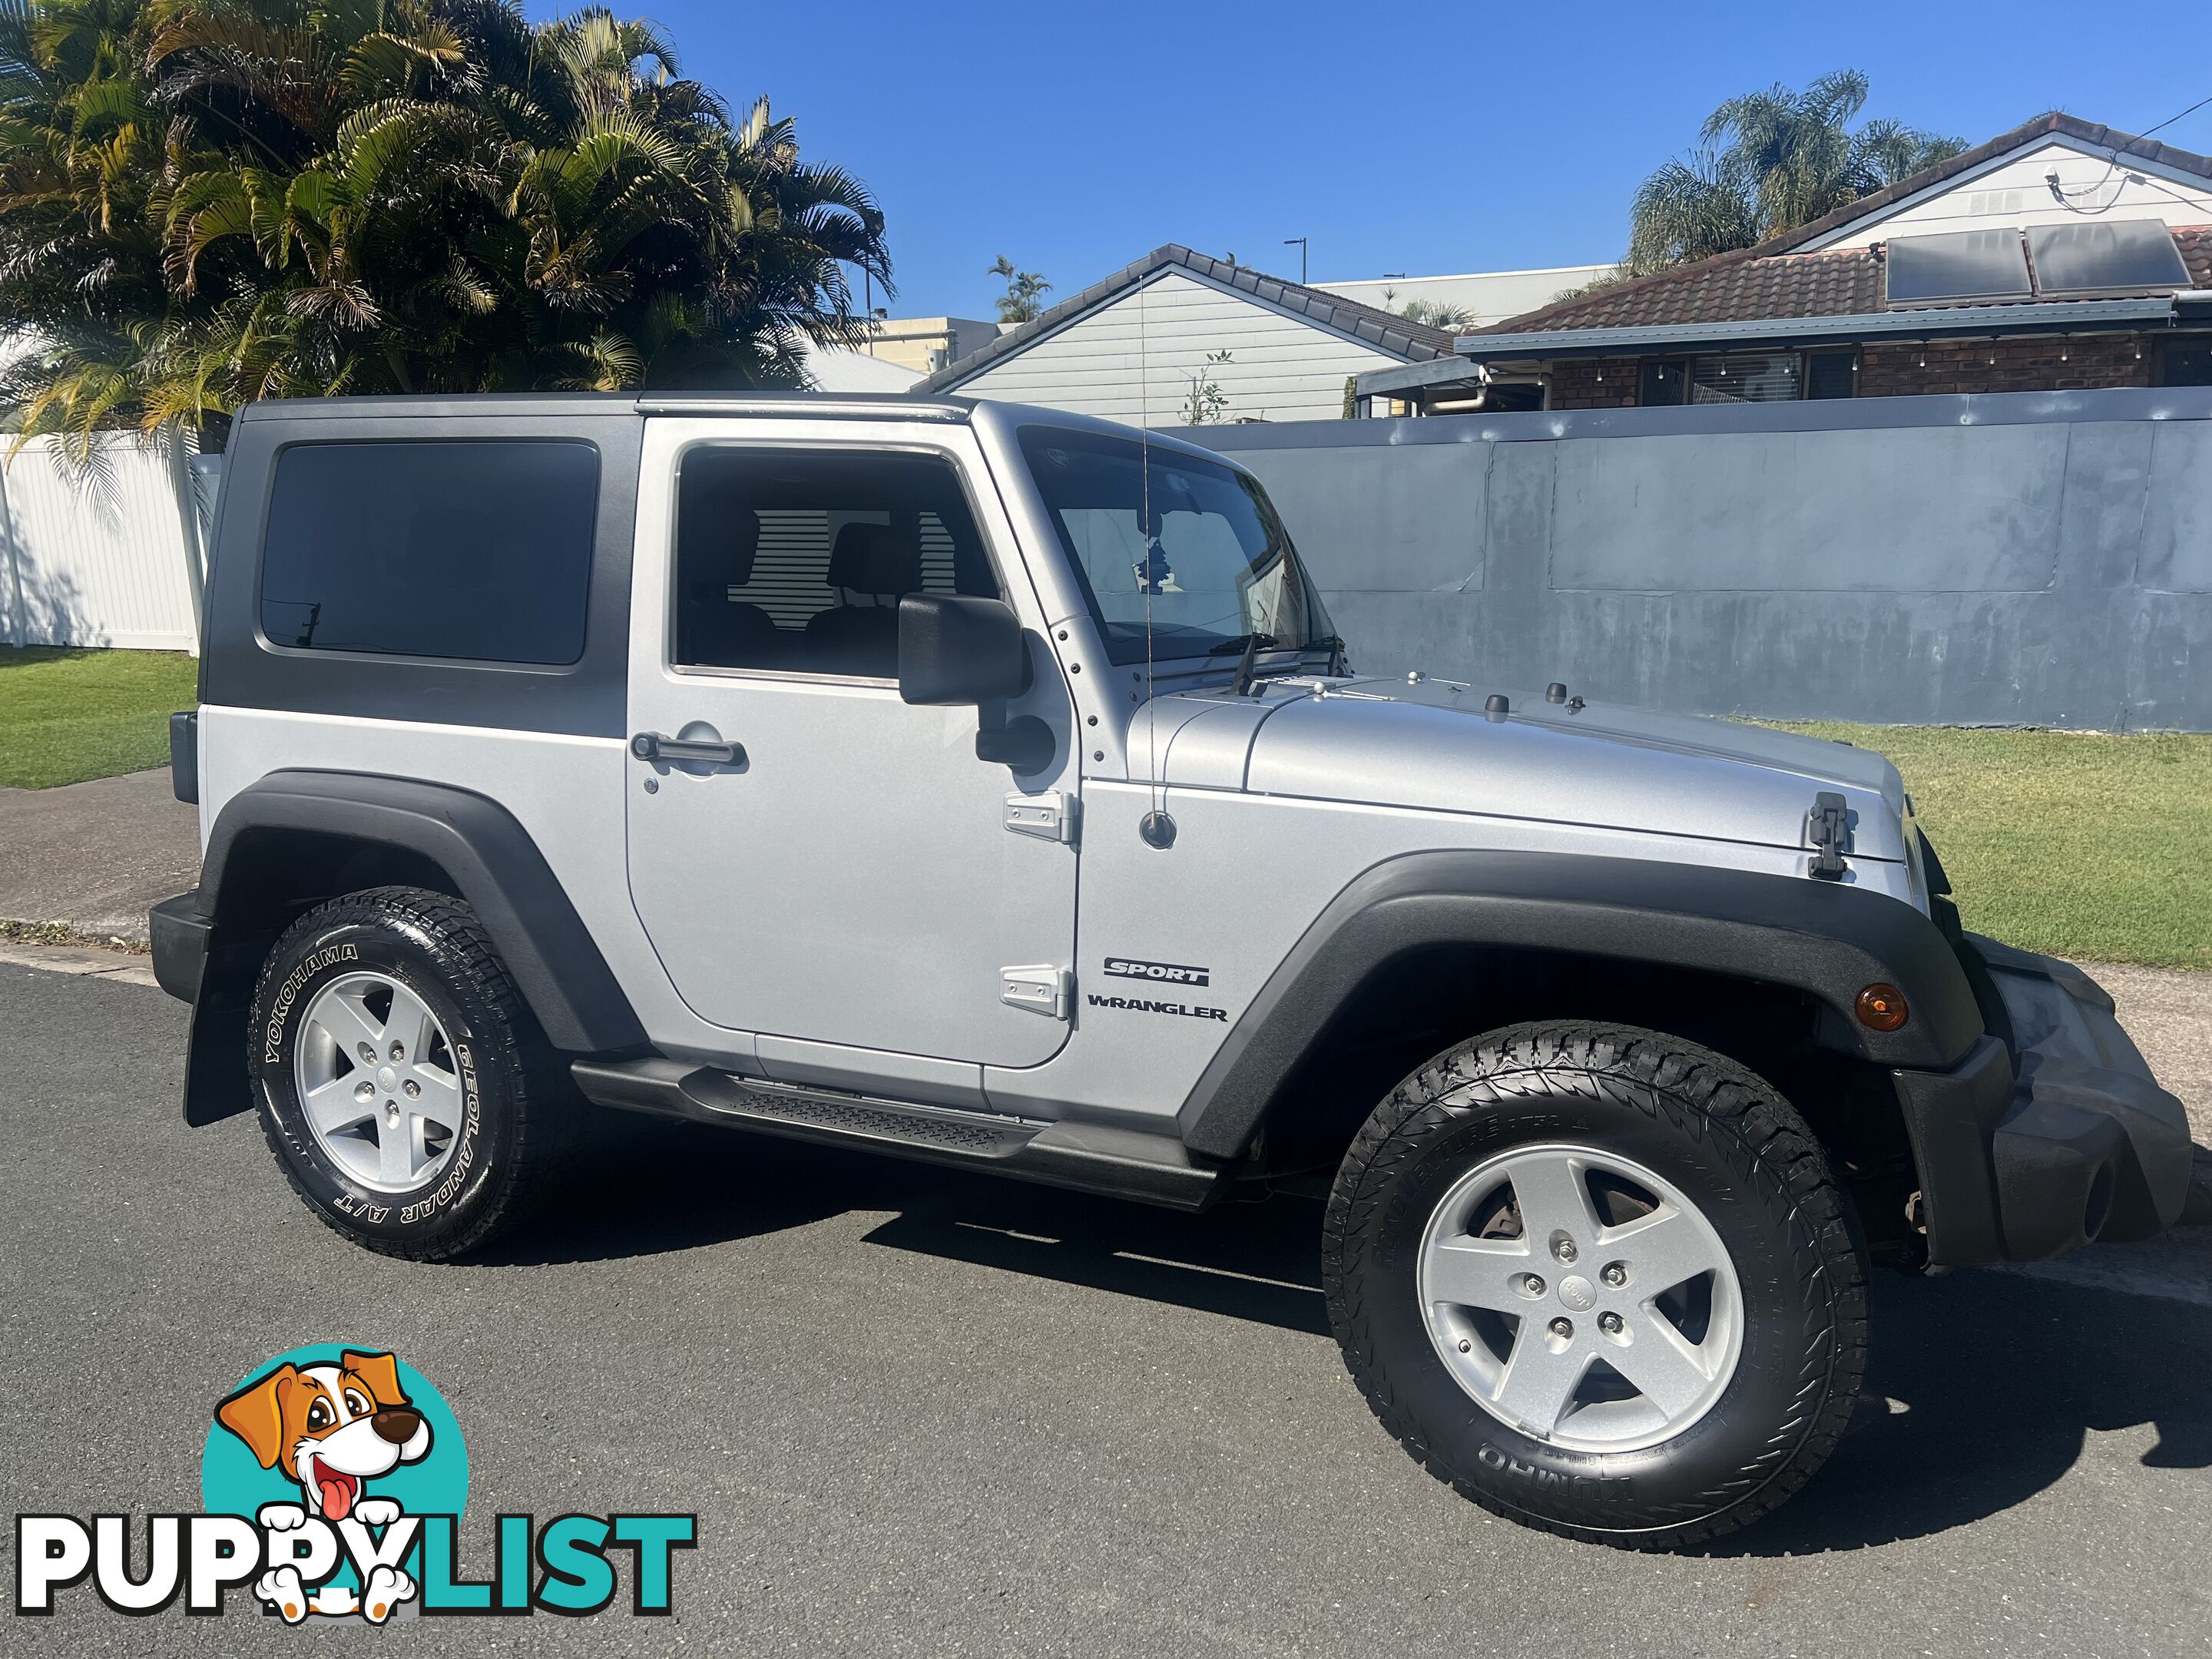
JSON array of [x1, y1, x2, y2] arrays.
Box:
[[0, 645, 199, 790], [1775, 723, 2212, 972]]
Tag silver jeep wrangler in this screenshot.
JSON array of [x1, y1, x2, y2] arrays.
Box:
[[154, 392, 2190, 1548]]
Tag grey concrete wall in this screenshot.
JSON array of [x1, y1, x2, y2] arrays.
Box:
[[1188, 387, 2212, 729]]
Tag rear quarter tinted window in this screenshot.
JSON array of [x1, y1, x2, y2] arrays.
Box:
[[259, 439, 600, 664]]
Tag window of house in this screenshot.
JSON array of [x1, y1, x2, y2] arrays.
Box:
[[1633, 350, 1857, 407], [1687, 353, 1802, 403], [1804, 350, 1858, 399], [259, 440, 599, 664], [2161, 340, 2212, 387], [671, 448, 998, 679], [1639, 360, 1688, 406]]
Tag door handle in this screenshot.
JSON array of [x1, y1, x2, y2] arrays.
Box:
[[631, 731, 747, 767]]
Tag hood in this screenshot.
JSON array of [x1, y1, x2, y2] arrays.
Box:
[[1151, 677, 1909, 862]]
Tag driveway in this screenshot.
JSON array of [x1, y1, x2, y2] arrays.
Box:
[[2, 964, 2207, 1657], [0, 767, 198, 942]]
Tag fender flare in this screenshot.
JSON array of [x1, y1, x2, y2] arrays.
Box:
[[1174, 849, 1985, 1160], [190, 768, 644, 1057]]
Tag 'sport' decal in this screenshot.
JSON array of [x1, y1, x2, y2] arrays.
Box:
[[1102, 957, 1210, 987]]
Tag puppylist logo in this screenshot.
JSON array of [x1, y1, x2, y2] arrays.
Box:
[[16, 1344, 695, 1622]]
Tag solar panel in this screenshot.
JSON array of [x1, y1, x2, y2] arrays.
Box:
[[1884, 229, 2033, 306], [2028, 220, 2190, 296]]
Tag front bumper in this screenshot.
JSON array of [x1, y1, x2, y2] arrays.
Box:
[[1893, 936, 2192, 1266]]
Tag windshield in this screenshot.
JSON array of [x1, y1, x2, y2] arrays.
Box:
[[1018, 426, 1334, 666]]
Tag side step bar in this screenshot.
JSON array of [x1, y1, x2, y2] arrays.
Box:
[[571, 1058, 1222, 1211]]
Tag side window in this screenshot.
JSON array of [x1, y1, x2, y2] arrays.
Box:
[[260, 440, 598, 664], [672, 448, 999, 678]]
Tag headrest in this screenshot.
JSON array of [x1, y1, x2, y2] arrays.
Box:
[[828, 522, 921, 595], [684, 511, 760, 591]]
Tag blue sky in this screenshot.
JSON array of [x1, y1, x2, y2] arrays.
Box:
[[542, 1, 2212, 319]]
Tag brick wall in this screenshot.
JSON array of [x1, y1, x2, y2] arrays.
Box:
[[1545, 358, 1641, 410], [1856, 334, 2153, 396], [1535, 335, 2156, 409]]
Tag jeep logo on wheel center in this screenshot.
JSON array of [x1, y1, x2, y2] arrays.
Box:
[[1102, 957, 1210, 988]]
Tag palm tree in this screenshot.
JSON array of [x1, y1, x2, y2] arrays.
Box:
[[1396, 297, 1471, 329], [0, 0, 173, 441], [1628, 71, 1962, 276], [0, 0, 894, 453], [987, 254, 1048, 324]]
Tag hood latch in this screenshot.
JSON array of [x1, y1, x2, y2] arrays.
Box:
[[1806, 792, 1853, 881]]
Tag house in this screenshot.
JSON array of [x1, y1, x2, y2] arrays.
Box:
[[1316, 263, 1618, 329], [912, 244, 1457, 424], [1358, 113, 2212, 416], [799, 339, 925, 392], [853, 316, 1002, 377]]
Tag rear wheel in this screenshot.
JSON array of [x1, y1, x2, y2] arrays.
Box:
[[249, 886, 574, 1260], [1323, 1021, 1866, 1548]]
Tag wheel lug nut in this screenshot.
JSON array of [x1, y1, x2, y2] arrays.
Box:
[[354, 1080, 374, 1101], [1549, 1317, 1574, 1340], [388, 1042, 405, 1061], [1521, 1273, 1546, 1296], [1601, 1264, 1627, 1287], [402, 1080, 420, 1098], [1552, 1236, 1578, 1264], [1599, 1312, 1624, 1335], [356, 1044, 376, 1065]]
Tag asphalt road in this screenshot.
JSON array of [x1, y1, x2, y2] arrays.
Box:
[[3, 962, 2209, 1657]]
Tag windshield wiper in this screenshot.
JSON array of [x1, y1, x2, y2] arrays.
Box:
[[1205, 633, 1278, 655], [1223, 632, 1279, 697]]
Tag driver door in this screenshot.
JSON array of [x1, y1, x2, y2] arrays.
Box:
[[623, 416, 1079, 1071]]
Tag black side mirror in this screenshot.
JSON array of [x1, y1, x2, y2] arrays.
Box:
[[897, 594, 1030, 706]]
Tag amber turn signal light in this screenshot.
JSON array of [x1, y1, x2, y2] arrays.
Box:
[[1856, 983, 1909, 1031]]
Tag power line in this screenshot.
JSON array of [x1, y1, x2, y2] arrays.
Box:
[[2048, 91, 2212, 214], [2134, 91, 2212, 146]]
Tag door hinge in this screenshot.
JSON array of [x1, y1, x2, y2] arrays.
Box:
[[1805, 791, 1853, 880], [1001, 965, 1073, 1019], [1005, 790, 1078, 846]]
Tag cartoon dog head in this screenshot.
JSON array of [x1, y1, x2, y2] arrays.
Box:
[[216, 1351, 432, 1522]]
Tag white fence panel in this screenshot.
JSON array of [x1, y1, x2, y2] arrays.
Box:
[[0, 432, 203, 652]]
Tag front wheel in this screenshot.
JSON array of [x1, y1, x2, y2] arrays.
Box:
[[248, 886, 574, 1260], [1323, 1022, 1866, 1548]]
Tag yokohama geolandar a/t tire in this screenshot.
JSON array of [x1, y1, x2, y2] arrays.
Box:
[[1323, 1022, 1867, 1548], [249, 886, 575, 1261]]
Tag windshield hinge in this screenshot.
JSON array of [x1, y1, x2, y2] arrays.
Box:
[[1001, 965, 1073, 1019], [1005, 790, 1078, 847], [1805, 792, 1853, 881]]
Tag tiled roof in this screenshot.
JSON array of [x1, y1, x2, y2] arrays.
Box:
[[914, 244, 1457, 394], [1501, 248, 1884, 333], [2177, 224, 2212, 286], [1482, 111, 2212, 339]]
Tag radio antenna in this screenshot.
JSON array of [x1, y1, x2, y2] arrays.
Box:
[[1136, 275, 1174, 849]]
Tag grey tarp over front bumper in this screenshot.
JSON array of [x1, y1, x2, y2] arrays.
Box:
[[1896, 935, 2192, 1265]]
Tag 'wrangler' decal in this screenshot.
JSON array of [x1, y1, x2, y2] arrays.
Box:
[[1087, 994, 1228, 1022]]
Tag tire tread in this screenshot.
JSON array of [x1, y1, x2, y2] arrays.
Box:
[[250, 885, 578, 1262], [1321, 1019, 1867, 1550]]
